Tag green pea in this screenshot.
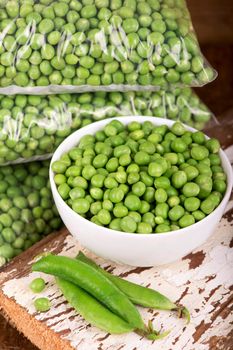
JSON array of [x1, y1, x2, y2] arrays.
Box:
[[69, 187, 86, 200], [90, 201, 102, 215], [109, 188, 124, 203], [205, 138, 220, 154], [179, 214, 195, 228], [73, 176, 88, 189], [132, 181, 146, 197], [184, 165, 199, 181], [213, 180, 226, 194], [148, 162, 163, 178], [72, 198, 90, 214], [192, 131, 205, 145], [139, 200, 150, 214], [109, 218, 121, 231], [52, 161, 67, 174], [182, 182, 200, 197], [171, 139, 187, 153], [137, 222, 152, 234], [127, 172, 140, 185], [30, 278, 46, 293], [97, 209, 111, 225], [0, 244, 14, 259], [155, 203, 169, 219], [58, 183, 70, 200], [154, 176, 171, 190], [168, 205, 185, 221], [90, 187, 103, 200], [2, 227, 16, 243], [102, 199, 113, 211], [171, 122, 186, 136], [115, 171, 127, 184], [192, 210, 206, 221], [167, 195, 180, 207], [166, 186, 178, 197], [184, 197, 200, 212], [155, 188, 167, 203], [113, 204, 128, 218], [172, 171, 187, 189], [195, 174, 212, 199], [124, 194, 141, 211], [120, 216, 137, 233], [142, 212, 155, 227], [140, 172, 154, 186], [155, 224, 171, 233], [191, 145, 209, 161], [34, 297, 51, 312]]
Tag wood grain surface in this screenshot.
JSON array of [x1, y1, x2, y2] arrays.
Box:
[[0, 206, 233, 350]]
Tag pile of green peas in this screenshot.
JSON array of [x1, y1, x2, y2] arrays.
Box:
[[52, 120, 227, 234], [0, 88, 212, 164], [0, 0, 216, 90], [0, 160, 62, 266]]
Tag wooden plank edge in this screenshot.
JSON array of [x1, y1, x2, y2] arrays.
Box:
[[0, 228, 68, 284], [0, 290, 73, 350]]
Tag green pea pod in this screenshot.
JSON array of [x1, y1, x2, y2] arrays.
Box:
[[56, 278, 134, 334], [76, 252, 190, 323], [32, 254, 146, 332]]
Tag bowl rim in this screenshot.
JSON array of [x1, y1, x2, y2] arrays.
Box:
[[50, 116, 233, 239]]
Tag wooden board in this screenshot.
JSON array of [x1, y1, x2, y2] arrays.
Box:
[[0, 203, 233, 350]]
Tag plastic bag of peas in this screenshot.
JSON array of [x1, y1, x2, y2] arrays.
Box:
[[0, 89, 217, 165], [0, 0, 216, 94], [0, 160, 63, 266]]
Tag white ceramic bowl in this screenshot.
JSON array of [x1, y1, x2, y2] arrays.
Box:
[[50, 117, 233, 267]]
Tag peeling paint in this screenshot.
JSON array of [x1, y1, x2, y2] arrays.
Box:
[[0, 215, 233, 350]]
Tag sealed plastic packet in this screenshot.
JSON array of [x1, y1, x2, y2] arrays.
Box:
[[0, 0, 217, 93], [0, 89, 216, 165], [0, 160, 63, 266]]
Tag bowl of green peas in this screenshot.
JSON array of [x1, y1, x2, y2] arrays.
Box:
[[50, 117, 233, 266]]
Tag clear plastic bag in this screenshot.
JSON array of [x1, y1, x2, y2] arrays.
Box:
[[0, 160, 63, 266], [0, 88, 217, 165], [0, 0, 217, 94]]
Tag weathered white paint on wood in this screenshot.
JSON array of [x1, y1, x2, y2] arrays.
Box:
[[1, 214, 232, 350]]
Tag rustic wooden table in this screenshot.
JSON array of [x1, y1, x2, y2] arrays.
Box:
[[0, 200, 232, 350]]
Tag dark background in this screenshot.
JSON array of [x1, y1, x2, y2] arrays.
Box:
[[1, 1, 233, 349], [189, 0, 233, 116]]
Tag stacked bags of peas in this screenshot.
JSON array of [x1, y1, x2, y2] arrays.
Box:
[[0, 90, 214, 165], [0, 0, 217, 264], [0, 0, 216, 92], [0, 161, 62, 266]]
